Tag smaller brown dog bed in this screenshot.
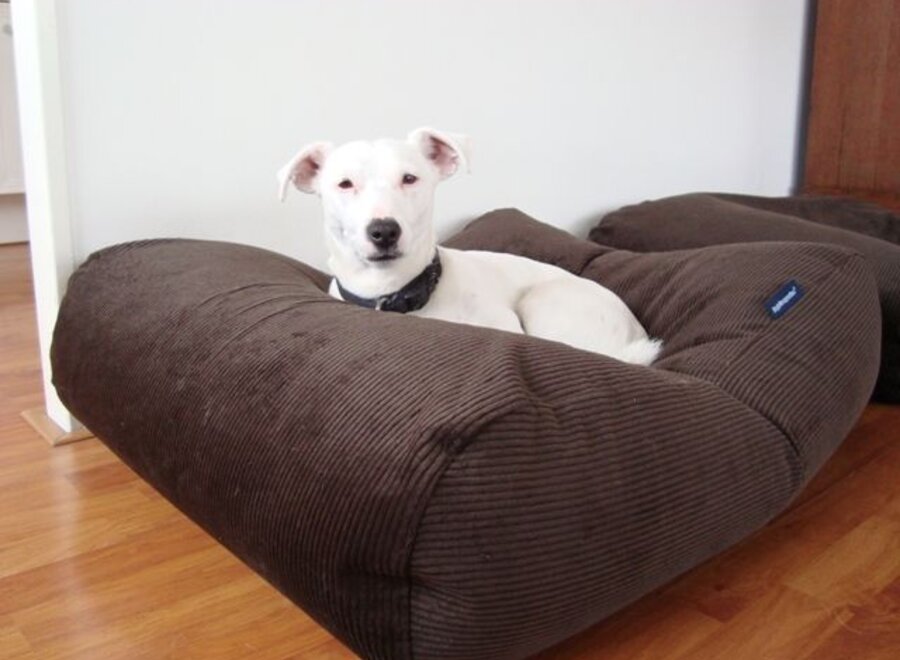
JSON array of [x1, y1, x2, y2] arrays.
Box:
[[52, 210, 880, 659], [591, 193, 900, 402]]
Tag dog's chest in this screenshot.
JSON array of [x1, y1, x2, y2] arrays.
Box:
[[410, 253, 525, 333]]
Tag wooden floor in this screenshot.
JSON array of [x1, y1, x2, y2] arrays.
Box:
[[2, 242, 899, 659]]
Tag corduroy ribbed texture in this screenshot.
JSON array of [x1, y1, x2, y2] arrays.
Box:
[[51, 209, 881, 659], [590, 193, 900, 402]]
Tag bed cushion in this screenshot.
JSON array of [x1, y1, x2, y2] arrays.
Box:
[[51, 209, 880, 659], [590, 193, 900, 402]]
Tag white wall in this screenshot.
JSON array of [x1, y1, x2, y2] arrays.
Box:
[[54, 0, 808, 271], [1, 4, 28, 245], [0, 195, 28, 243], [0, 3, 26, 198]]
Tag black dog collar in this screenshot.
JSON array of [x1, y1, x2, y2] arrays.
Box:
[[336, 252, 442, 314]]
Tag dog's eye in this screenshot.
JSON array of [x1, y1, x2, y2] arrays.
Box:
[[338, 179, 354, 190], [402, 173, 418, 185]]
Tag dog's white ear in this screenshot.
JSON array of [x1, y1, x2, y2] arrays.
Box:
[[407, 127, 472, 179], [277, 142, 333, 201]]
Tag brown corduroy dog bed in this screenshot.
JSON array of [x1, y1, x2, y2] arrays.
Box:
[[591, 193, 900, 402], [51, 209, 880, 659]]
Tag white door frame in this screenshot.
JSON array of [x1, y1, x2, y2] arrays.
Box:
[[12, 0, 78, 434]]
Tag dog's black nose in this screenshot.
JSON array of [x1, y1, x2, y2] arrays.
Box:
[[367, 218, 401, 249]]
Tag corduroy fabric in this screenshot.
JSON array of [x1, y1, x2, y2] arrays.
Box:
[[52, 209, 880, 659], [590, 193, 900, 402]]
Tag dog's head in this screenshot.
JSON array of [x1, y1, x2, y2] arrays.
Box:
[[278, 127, 470, 295]]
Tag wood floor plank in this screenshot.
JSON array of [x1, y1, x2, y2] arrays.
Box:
[[804, 577, 900, 660], [65, 461, 141, 496], [535, 591, 721, 660], [0, 519, 208, 617], [0, 619, 37, 659], [0, 487, 175, 580], [671, 584, 848, 660], [786, 515, 900, 606], [2, 241, 900, 658], [161, 602, 340, 660], [23, 569, 272, 659]]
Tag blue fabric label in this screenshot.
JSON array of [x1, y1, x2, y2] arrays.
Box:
[[766, 280, 804, 319]]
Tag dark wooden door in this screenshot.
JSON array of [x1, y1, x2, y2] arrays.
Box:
[[804, 0, 900, 210]]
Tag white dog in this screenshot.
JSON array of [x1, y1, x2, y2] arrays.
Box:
[[278, 128, 661, 365]]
